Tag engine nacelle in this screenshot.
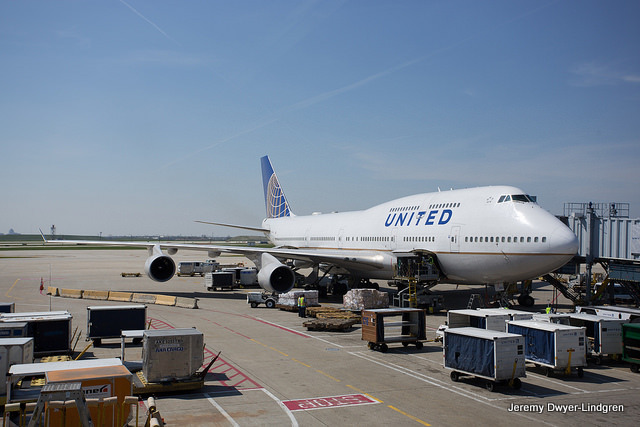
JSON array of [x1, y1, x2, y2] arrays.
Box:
[[257, 253, 295, 294], [144, 254, 176, 282]]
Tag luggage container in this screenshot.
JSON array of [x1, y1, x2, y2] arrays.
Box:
[[0, 322, 28, 338], [507, 320, 586, 377], [532, 313, 572, 325], [622, 323, 640, 373], [86, 304, 147, 345], [46, 364, 133, 427], [0, 311, 72, 356], [576, 305, 640, 323], [564, 313, 625, 363], [447, 309, 510, 332], [7, 358, 123, 404], [0, 338, 34, 396], [142, 328, 204, 382], [204, 271, 235, 291], [362, 308, 426, 352], [443, 327, 525, 391], [476, 308, 534, 322], [0, 302, 15, 313]]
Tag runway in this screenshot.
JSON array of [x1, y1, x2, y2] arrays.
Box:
[[1, 248, 638, 426]]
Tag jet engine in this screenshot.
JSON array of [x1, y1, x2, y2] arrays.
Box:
[[144, 246, 176, 282], [257, 253, 295, 294]]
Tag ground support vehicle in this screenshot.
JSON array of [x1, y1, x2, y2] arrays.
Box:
[[247, 292, 278, 308], [444, 327, 526, 392]]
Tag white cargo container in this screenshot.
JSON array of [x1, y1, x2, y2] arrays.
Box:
[[447, 309, 510, 332], [532, 313, 572, 325], [142, 328, 204, 382], [476, 308, 534, 322], [443, 327, 526, 391], [507, 320, 586, 377], [567, 313, 625, 362], [0, 338, 34, 395]]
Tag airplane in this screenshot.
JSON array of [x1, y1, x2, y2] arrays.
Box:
[[43, 155, 579, 306]]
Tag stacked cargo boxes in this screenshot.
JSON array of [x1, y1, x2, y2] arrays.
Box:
[[0, 338, 34, 397]]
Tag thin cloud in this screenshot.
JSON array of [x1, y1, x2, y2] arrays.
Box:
[[570, 62, 640, 87], [119, 0, 180, 46]]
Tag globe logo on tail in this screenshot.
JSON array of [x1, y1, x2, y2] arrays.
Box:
[[267, 174, 290, 218]]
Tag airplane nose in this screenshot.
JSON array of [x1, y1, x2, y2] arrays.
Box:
[[550, 224, 579, 256]]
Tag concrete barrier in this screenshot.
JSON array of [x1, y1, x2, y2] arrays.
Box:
[[59, 288, 83, 299], [132, 293, 156, 304], [108, 291, 133, 302], [154, 295, 176, 306], [47, 286, 59, 296], [83, 290, 109, 300], [175, 297, 199, 309]]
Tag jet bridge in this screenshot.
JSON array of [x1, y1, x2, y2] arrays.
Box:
[[557, 202, 640, 306]]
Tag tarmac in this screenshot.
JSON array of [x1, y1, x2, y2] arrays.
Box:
[[1, 247, 639, 426]]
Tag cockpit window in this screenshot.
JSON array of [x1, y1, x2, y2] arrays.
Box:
[[512, 194, 534, 203], [498, 194, 536, 203]]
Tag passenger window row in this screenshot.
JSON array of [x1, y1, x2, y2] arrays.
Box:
[[464, 236, 547, 243]]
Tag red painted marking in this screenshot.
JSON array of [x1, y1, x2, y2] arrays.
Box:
[[283, 394, 378, 411]]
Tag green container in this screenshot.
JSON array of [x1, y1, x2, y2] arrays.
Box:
[[622, 323, 640, 373]]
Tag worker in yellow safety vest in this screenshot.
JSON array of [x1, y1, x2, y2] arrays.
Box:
[[298, 296, 306, 318]]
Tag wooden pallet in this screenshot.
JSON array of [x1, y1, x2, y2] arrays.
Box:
[[303, 318, 359, 332]]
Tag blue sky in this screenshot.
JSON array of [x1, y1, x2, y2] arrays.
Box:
[[1, 1, 639, 236]]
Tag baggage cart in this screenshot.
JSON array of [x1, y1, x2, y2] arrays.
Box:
[[86, 304, 147, 345], [0, 311, 72, 356], [622, 323, 640, 373], [444, 327, 525, 391], [362, 308, 426, 352], [205, 271, 235, 291], [447, 309, 511, 332], [507, 320, 586, 377], [566, 313, 625, 363]]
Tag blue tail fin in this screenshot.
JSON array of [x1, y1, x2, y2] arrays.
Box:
[[261, 156, 293, 218]]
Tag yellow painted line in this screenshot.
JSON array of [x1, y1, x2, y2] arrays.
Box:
[[6, 279, 23, 300], [315, 370, 340, 382], [250, 339, 268, 348], [292, 358, 311, 368], [346, 385, 383, 403], [269, 347, 289, 357], [388, 405, 431, 426]]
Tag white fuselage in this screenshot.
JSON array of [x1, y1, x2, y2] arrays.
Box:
[[262, 186, 578, 285]]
